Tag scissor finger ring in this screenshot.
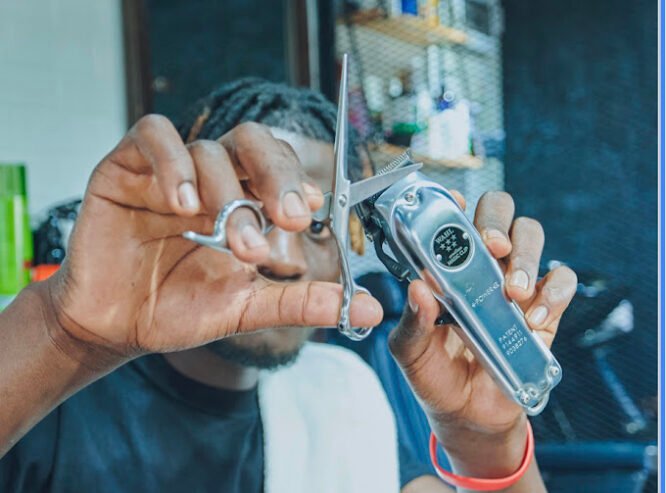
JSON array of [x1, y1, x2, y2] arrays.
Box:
[[183, 199, 269, 253]]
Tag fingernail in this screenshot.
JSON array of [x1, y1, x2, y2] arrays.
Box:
[[241, 224, 268, 250], [528, 306, 548, 326], [509, 269, 529, 290], [483, 228, 505, 242], [408, 291, 419, 314], [302, 182, 322, 198], [282, 192, 309, 218], [178, 182, 199, 211]]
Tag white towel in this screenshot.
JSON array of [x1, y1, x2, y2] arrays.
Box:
[[259, 342, 400, 493]]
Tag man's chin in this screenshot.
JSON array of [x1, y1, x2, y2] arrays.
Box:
[[205, 327, 314, 370]]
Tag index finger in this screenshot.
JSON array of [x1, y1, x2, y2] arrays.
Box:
[[473, 191, 515, 259], [111, 114, 201, 216]]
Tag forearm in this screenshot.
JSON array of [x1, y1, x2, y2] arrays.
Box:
[[433, 415, 546, 493], [0, 282, 126, 457]]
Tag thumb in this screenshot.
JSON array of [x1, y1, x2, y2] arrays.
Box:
[[237, 281, 384, 332], [388, 280, 441, 366]]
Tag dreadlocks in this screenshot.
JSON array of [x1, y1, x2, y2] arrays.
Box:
[[176, 78, 365, 182]]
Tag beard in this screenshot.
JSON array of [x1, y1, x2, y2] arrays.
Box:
[[205, 327, 314, 370]]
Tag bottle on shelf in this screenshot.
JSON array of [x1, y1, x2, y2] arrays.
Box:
[[412, 56, 434, 126], [383, 69, 420, 147], [387, 0, 403, 16], [401, 0, 418, 16], [0, 163, 32, 311], [362, 74, 385, 137], [427, 89, 472, 160], [409, 55, 435, 156], [418, 0, 440, 26], [379, 52, 476, 164]]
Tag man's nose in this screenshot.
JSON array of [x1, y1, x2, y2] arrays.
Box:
[[257, 228, 308, 281]]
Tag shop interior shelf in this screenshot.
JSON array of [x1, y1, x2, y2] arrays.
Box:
[[369, 142, 483, 170], [340, 9, 468, 47]]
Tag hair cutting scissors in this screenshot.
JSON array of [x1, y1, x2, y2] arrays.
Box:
[[183, 54, 421, 340]]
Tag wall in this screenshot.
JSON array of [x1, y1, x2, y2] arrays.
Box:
[[146, 0, 287, 120], [0, 0, 127, 216]]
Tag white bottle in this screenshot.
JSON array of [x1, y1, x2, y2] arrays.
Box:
[[428, 94, 471, 160]]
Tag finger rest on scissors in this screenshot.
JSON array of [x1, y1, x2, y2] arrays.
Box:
[[183, 199, 271, 252]]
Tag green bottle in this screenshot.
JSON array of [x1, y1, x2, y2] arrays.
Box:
[[0, 164, 32, 310]]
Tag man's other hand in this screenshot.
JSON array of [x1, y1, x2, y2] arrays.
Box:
[[388, 190, 576, 482]]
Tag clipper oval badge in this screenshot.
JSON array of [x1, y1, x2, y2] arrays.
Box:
[[432, 225, 473, 269]]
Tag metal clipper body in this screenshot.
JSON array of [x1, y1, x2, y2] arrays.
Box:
[[372, 172, 562, 415]]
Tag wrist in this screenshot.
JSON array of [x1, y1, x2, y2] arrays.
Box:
[[429, 419, 544, 493], [429, 413, 528, 478], [29, 279, 131, 373], [0, 282, 129, 456]]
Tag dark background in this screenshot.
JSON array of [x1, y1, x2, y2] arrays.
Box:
[[145, 0, 287, 121], [503, 0, 657, 436]]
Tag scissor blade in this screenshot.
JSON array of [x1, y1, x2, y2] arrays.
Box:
[[312, 163, 423, 222], [332, 54, 350, 197], [349, 162, 422, 205]]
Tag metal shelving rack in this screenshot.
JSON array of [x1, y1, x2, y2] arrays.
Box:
[[334, 0, 505, 275]]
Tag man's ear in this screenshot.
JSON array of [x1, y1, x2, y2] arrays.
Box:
[[349, 212, 365, 256], [185, 105, 211, 143], [350, 144, 373, 256]]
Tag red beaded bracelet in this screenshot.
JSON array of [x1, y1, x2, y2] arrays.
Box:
[[429, 420, 534, 491]]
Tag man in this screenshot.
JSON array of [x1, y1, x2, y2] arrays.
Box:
[[0, 79, 576, 492]]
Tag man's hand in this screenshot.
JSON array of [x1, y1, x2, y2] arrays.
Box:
[[389, 191, 576, 490], [44, 116, 382, 363], [0, 116, 384, 456]]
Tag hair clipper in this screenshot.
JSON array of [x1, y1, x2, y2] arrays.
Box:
[[359, 168, 562, 415]]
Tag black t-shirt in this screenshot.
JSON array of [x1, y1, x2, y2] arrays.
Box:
[[0, 354, 429, 492]]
